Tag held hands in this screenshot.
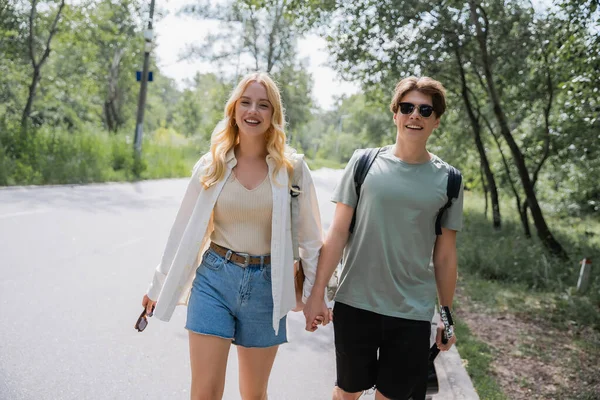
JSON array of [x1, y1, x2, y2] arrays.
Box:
[[303, 293, 332, 332]]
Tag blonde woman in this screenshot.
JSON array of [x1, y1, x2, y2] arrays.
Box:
[[139, 72, 323, 399]]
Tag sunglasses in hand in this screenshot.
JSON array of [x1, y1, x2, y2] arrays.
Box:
[[134, 305, 155, 332]]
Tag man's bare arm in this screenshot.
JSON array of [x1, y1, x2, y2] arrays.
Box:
[[433, 227, 458, 307], [433, 227, 458, 350], [303, 202, 353, 330]]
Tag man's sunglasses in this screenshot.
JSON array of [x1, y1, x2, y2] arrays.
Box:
[[398, 102, 435, 118], [134, 306, 154, 332]]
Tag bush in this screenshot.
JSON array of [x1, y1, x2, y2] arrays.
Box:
[[305, 157, 345, 171], [0, 125, 204, 186], [459, 193, 600, 292], [141, 128, 204, 179], [110, 137, 134, 174], [459, 192, 600, 330], [0, 142, 13, 185]]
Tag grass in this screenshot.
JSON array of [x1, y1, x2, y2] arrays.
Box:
[[454, 191, 600, 399], [0, 127, 345, 186], [457, 274, 600, 399], [305, 157, 345, 171], [459, 191, 600, 331], [0, 126, 204, 186], [453, 315, 508, 400]]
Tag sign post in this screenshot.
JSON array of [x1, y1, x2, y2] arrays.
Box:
[[577, 258, 592, 293], [133, 0, 156, 165]]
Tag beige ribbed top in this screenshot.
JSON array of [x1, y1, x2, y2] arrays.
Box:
[[210, 172, 273, 256]]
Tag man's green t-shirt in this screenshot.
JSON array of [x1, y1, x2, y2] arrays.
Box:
[[332, 147, 464, 322]]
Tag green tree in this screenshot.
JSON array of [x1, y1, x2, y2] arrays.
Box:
[[316, 0, 504, 229], [0, 0, 28, 120], [546, 0, 600, 214], [466, 0, 566, 257], [21, 0, 66, 129], [181, 0, 316, 132], [315, 0, 578, 257], [169, 72, 230, 138], [49, 0, 143, 131], [274, 59, 313, 134]]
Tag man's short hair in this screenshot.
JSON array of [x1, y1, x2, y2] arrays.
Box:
[[390, 76, 447, 117]]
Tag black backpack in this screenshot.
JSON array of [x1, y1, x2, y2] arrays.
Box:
[[349, 146, 462, 234]]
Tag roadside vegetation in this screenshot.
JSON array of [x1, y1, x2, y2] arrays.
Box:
[[455, 193, 599, 399], [2, 1, 598, 398]]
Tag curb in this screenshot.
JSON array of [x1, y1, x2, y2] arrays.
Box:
[[431, 312, 480, 399], [433, 347, 480, 399]]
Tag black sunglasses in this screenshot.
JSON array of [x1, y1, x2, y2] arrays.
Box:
[[134, 306, 154, 332], [398, 102, 435, 118]]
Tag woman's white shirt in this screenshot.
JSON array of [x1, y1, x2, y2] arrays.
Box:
[[146, 149, 323, 334]]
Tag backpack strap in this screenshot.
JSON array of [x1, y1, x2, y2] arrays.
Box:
[[434, 165, 462, 235], [349, 147, 385, 233], [290, 156, 303, 260]]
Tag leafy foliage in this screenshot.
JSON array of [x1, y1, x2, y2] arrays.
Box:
[[308, 0, 600, 221], [0, 0, 598, 223]]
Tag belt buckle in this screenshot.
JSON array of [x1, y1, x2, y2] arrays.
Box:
[[236, 252, 250, 267]]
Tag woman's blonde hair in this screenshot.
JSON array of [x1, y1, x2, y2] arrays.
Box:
[[200, 72, 293, 189]]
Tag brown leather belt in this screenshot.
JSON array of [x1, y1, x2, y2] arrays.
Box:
[[209, 242, 271, 266]]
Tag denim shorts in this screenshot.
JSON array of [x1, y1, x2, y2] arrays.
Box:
[[185, 248, 287, 348]]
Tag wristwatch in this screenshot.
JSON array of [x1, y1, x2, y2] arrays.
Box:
[[439, 306, 454, 343]]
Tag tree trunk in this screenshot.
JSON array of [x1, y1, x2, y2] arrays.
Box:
[[104, 101, 116, 132], [521, 201, 532, 238], [469, 1, 567, 258], [104, 48, 124, 133], [470, 105, 501, 230], [531, 35, 554, 188], [455, 46, 501, 229], [483, 114, 532, 237], [480, 166, 489, 219], [21, 0, 65, 130], [21, 67, 41, 128]]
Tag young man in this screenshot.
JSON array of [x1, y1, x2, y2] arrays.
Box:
[[304, 76, 464, 400]]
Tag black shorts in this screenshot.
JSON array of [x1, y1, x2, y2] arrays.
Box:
[[333, 302, 431, 400]]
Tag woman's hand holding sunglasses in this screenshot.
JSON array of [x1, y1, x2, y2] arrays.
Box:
[[135, 295, 157, 332]]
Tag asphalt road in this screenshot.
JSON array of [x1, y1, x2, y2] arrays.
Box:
[[0, 169, 476, 400], [0, 170, 345, 400]]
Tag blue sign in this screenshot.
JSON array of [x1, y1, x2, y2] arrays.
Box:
[[136, 71, 153, 82]]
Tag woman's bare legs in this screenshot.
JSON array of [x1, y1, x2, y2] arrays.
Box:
[[189, 332, 232, 400], [237, 345, 279, 400]]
